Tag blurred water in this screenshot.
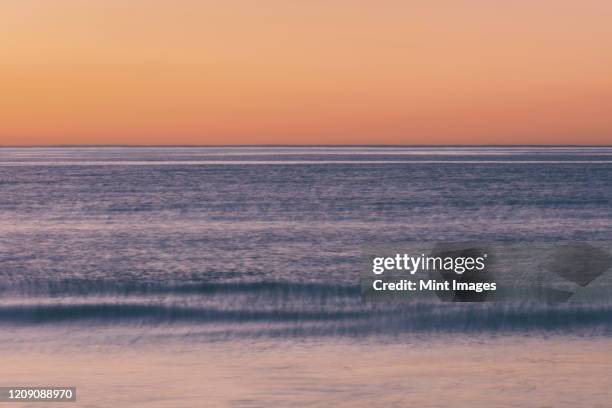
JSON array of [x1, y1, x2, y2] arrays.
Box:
[[3, 336, 611, 408], [0, 147, 611, 337], [1, 147, 611, 407]]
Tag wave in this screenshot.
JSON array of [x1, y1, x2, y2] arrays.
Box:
[[1, 280, 610, 336], [0, 300, 610, 335], [0, 280, 360, 298]]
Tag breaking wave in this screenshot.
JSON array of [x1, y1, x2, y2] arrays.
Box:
[[1, 280, 610, 337]]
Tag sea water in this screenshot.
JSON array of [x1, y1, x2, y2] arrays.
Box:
[[0, 147, 610, 407]]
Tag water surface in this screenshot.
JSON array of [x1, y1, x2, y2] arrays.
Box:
[[0, 147, 610, 406]]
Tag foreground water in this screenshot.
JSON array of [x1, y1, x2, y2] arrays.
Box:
[[0, 147, 611, 406], [2, 334, 610, 408]]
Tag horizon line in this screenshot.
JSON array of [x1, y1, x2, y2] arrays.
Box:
[[1, 144, 611, 148]]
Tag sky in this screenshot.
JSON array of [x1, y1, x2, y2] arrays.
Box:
[[1, 1, 611, 145]]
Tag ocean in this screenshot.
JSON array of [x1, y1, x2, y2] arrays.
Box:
[[0, 146, 611, 407]]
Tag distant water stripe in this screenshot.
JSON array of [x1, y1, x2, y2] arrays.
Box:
[[0, 281, 360, 298], [1, 160, 612, 166]]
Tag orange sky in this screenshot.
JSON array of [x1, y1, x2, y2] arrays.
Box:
[[1, 1, 611, 145]]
